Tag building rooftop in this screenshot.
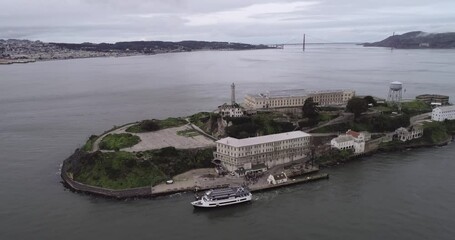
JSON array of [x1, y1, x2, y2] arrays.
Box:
[[434, 105, 455, 111], [346, 130, 360, 138], [272, 173, 287, 180], [246, 89, 354, 99], [332, 135, 355, 143], [416, 94, 449, 98], [218, 103, 242, 109], [216, 131, 311, 147]]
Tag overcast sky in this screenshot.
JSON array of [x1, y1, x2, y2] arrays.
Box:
[[1, 0, 454, 44]]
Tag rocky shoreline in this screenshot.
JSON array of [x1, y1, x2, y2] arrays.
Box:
[[60, 134, 454, 199]]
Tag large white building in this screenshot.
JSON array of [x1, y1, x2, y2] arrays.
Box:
[[331, 130, 368, 154], [432, 105, 455, 121], [214, 131, 311, 172], [244, 89, 355, 109]]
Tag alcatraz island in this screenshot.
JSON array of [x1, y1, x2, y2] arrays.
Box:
[[61, 82, 455, 199]]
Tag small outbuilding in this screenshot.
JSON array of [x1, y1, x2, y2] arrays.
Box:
[[394, 125, 423, 142], [267, 172, 288, 185]]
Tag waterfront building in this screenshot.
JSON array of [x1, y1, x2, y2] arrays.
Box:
[[431, 105, 455, 121], [244, 89, 355, 109], [267, 172, 288, 185], [394, 126, 423, 142], [331, 135, 355, 151], [214, 131, 311, 172], [331, 130, 368, 154], [416, 94, 449, 105]]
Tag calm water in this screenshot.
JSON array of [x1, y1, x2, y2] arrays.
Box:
[[0, 45, 454, 239]]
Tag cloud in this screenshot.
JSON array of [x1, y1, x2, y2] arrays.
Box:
[[184, 1, 320, 26], [0, 0, 454, 43]]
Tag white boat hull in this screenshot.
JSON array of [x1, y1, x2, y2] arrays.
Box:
[[191, 194, 252, 208]]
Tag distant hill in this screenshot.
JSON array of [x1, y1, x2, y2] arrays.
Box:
[[53, 40, 272, 53], [363, 31, 455, 49]]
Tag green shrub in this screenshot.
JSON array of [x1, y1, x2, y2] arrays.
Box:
[[139, 120, 160, 131], [73, 151, 167, 189], [126, 118, 187, 133], [423, 122, 449, 144], [82, 135, 98, 152], [99, 133, 141, 150], [401, 100, 431, 115]]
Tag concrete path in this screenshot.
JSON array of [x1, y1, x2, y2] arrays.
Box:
[[124, 125, 215, 152], [91, 123, 215, 153], [306, 112, 354, 133]]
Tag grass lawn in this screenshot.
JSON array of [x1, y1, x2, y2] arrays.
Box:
[[401, 100, 431, 115], [72, 147, 215, 189], [371, 105, 396, 114], [74, 151, 167, 189], [99, 133, 141, 150]]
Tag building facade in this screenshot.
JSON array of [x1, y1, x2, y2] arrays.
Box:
[[218, 103, 244, 118], [432, 105, 455, 121], [331, 130, 368, 154], [267, 172, 288, 185], [216, 82, 245, 118], [244, 89, 355, 109], [214, 131, 311, 172], [416, 94, 449, 105], [394, 126, 423, 142]]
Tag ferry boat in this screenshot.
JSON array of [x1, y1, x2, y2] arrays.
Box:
[[191, 187, 252, 208]]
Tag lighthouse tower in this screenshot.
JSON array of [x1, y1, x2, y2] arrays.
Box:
[[231, 83, 236, 105]]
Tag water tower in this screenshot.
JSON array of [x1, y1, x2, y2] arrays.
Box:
[[388, 81, 403, 103]]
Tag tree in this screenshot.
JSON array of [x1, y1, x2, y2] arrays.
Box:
[[346, 97, 368, 119], [139, 120, 160, 131], [302, 97, 319, 119], [363, 96, 377, 106]]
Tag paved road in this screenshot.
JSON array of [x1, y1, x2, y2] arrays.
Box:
[[306, 112, 354, 133]]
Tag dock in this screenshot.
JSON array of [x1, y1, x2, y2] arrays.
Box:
[[249, 173, 329, 193]]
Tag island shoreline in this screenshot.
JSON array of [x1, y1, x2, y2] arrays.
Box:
[[60, 133, 454, 200]]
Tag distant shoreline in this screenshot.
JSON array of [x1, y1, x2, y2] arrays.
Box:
[[0, 47, 275, 66]]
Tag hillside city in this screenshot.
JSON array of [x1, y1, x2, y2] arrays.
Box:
[[0, 39, 271, 64]]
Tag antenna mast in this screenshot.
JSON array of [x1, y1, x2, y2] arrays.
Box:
[[303, 34, 306, 51]]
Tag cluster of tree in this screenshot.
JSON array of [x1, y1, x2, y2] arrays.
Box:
[[225, 114, 294, 139], [138, 120, 160, 132], [365, 114, 410, 132], [144, 147, 215, 177], [346, 97, 369, 119], [299, 98, 320, 127], [422, 122, 450, 144], [302, 97, 319, 119]]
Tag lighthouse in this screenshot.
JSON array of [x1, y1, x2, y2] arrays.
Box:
[[231, 82, 236, 105], [218, 82, 244, 118]]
